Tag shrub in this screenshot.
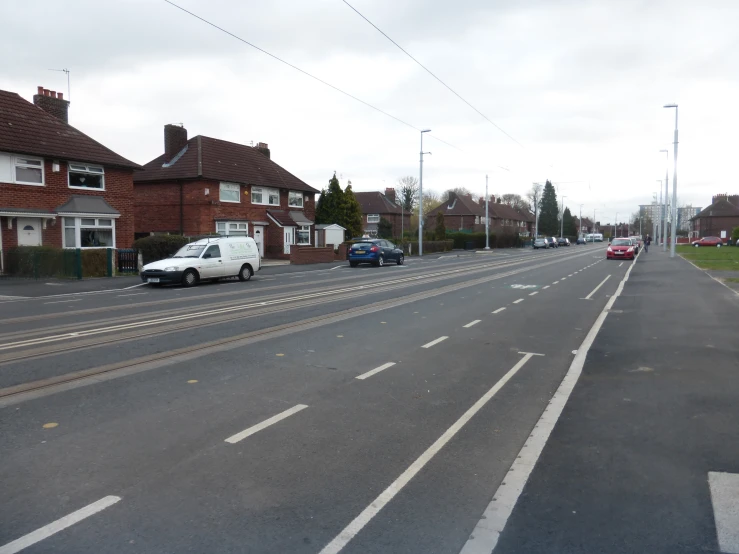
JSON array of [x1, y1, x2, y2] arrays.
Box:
[[4, 246, 78, 278], [132, 235, 190, 264], [406, 240, 453, 254], [732, 226, 739, 243], [81, 249, 108, 277]]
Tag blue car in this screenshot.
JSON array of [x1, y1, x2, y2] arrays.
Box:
[[348, 239, 404, 267]]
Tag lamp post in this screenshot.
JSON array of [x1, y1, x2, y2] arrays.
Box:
[[659, 149, 669, 251], [593, 208, 597, 241], [579, 204, 584, 239], [663, 105, 678, 257], [418, 129, 431, 257], [614, 212, 618, 238], [656, 180, 663, 247], [484, 175, 490, 249], [559, 195, 567, 238]]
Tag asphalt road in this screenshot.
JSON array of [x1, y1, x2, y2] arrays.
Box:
[[2, 245, 734, 554]]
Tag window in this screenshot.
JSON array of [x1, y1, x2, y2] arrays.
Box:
[[63, 217, 115, 248], [251, 186, 280, 206], [219, 182, 241, 203], [288, 191, 304, 208], [475, 216, 480, 224], [0, 153, 45, 185], [203, 245, 221, 258], [68, 163, 104, 190], [297, 225, 310, 245], [216, 221, 248, 236], [367, 214, 380, 223]]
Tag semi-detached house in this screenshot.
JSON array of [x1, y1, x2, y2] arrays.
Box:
[[133, 125, 319, 258], [0, 86, 140, 272]]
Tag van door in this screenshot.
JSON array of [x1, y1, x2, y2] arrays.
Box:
[[199, 244, 226, 279]]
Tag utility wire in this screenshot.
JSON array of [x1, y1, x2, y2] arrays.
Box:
[[341, 0, 522, 148], [163, 0, 460, 150]]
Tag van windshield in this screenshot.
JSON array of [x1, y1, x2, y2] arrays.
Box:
[[172, 244, 206, 258]]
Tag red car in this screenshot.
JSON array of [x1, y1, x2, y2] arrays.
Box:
[[607, 238, 636, 260], [691, 236, 724, 247]]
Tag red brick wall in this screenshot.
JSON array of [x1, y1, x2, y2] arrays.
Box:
[[290, 246, 334, 264], [0, 159, 134, 250], [695, 216, 739, 238]]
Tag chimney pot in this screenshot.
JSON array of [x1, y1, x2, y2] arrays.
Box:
[[57, 92, 63, 100], [384, 188, 396, 203], [37, 86, 44, 95], [255, 142, 271, 159], [33, 85, 70, 123], [50, 91, 57, 99], [43, 89, 50, 96]]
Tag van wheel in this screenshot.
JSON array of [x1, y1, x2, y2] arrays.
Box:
[[182, 269, 199, 287], [238, 265, 253, 281]]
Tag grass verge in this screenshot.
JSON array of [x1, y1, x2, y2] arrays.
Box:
[[677, 245, 739, 270]]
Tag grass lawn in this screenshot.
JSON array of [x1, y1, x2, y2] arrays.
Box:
[[724, 277, 739, 284], [677, 244, 739, 270]]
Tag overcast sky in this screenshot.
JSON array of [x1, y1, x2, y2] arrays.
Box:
[[3, 0, 738, 223]]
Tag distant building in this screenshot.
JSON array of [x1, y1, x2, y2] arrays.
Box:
[[353, 188, 410, 238], [691, 194, 739, 240]]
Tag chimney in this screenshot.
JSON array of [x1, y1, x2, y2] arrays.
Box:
[[728, 195, 739, 208], [446, 191, 457, 206], [255, 142, 271, 159], [33, 85, 70, 123], [478, 197, 484, 205], [385, 188, 396, 203], [164, 124, 188, 163]]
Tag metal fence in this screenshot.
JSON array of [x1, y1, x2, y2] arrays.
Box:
[[1, 248, 140, 280], [117, 249, 139, 274]]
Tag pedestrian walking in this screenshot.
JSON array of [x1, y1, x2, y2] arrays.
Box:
[[644, 234, 651, 253]]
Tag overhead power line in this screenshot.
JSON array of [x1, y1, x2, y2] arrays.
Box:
[[341, 0, 523, 148], [163, 0, 460, 151]]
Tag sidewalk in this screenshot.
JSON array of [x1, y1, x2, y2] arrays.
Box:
[[493, 250, 739, 554]]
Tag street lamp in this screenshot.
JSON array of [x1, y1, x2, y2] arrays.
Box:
[[659, 149, 669, 251], [614, 212, 618, 238], [663, 104, 678, 257], [559, 196, 567, 238], [418, 129, 431, 257], [579, 204, 584, 239], [484, 175, 490, 249]]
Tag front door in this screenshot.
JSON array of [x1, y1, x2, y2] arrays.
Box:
[[17, 218, 41, 246], [253, 226, 264, 257], [199, 244, 226, 279], [284, 227, 295, 255]]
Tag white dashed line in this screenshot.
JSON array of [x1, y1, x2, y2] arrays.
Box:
[[463, 320, 481, 328], [225, 404, 308, 444], [619, 262, 624, 267], [422, 336, 448, 349], [552, 281, 559, 284], [492, 307, 506, 314], [513, 299, 524, 304], [356, 362, 396, 380], [542, 285, 550, 290], [528, 291, 538, 296]]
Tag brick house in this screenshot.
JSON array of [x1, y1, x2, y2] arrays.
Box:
[[691, 194, 739, 241], [489, 201, 535, 236], [133, 125, 319, 258], [354, 188, 410, 237], [0, 86, 139, 272], [426, 192, 534, 234]]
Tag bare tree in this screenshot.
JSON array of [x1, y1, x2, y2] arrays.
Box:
[[397, 175, 419, 212], [499, 193, 532, 213], [441, 187, 472, 202], [527, 183, 543, 237]]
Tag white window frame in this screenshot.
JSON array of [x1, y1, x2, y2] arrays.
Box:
[[62, 216, 116, 249], [0, 153, 45, 186], [367, 214, 380, 223], [68, 162, 105, 191], [251, 186, 280, 206], [215, 221, 249, 236], [288, 191, 304, 208], [219, 182, 241, 203], [296, 224, 311, 245]]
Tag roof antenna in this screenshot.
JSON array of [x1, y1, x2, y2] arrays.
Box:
[[48, 68, 71, 101]]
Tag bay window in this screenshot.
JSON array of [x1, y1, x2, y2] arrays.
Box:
[[297, 225, 310, 245], [251, 186, 280, 206], [288, 191, 304, 208], [68, 163, 104, 190], [63, 217, 115, 248]]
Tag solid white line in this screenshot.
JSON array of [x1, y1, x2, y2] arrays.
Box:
[[463, 320, 481, 328], [619, 262, 624, 267], [0, 496, 121, 554], [708, 471, 739, 553], [43, 299, 82, 304], [225, 404, 308, 444], [319, 353, 540, 554], [422, 336, 448, 348], [355, 362, 396, 381], [513, 298, 524, 304], [459, 250, 639, 554], [584, 275, 611, 300], [542, 285, 550, 290], [122, 282, 148, 290], [116, 292, 148, 297], [528, 291, 538, 296], [492, 307, 506, 314]]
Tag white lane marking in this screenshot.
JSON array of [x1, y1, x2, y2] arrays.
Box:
[[463, 320, 481, 328], [542, 285, 550, 290], [356, 362, 396, 381], [122, 282, 148, 289], [709, 471, 739, 553], [330, 266, 342, 270], [225, 404, 308, 444], [0, 295, 27, 300], [422, 336, 448, 349], [320, 353, 540, 554], [528, 291, 538, 296], [492, 307, 506, 314], [552, 281, 559, 284], [568, 274, 573, 277], [459, 249, 638, 554], [619, 262, 624, 267], [513, 299, 524, 304], [116, 293, 148, 297], [0, 495, 121, 554], [583, 275, 611, 300], [43, 299, 82, 305], [561, 277, 567, 280]]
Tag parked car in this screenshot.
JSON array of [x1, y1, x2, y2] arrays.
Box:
[[140, 236, 261, 287], [533, 238, 549, 249], [546, 237, 558, 248], [576, 237, 587, 245], [691, 236, 724, 247], [348, 239, 404, 267], [629, 236, 641, 253], [607, 238, 636, 260], [557, 237, 570, 246]]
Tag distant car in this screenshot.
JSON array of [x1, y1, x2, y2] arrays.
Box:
[[546, 237, 558, 248], [533, 238, 549, 249], [557, 237, 570, 246], [607, 238, 636, 260], [691, 236, 723, 247], [348, 239, 404, 267], [628, 236, 641, 253], [576, 237, 587, 245]]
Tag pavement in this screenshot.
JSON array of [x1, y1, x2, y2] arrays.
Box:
[[0, 243, 736, 554]]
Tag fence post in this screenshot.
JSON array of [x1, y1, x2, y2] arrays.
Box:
[[107, 248, 114, 277], [75, 249, 82, 280], [33, 250, 38, 280]]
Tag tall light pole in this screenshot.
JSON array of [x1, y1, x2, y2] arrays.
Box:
[[532, 183, 542, 239], [664, 105, 679, 257], [593, 208, 597, 241], [579, 204, 584, 238], [659, 149, 669, 251], [484, 175, 490, 249], [418, 129, 431, 257], [656, 180, 663, 246], [559, 195, 567, 237]]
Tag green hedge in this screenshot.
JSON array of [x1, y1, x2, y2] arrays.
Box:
[[4, 246, 78, 278], [446, 232, 525, 249], [132, 235, 190, 264], [406, 240, 453, 254]]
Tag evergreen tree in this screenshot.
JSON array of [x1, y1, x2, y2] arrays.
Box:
[[538, 180, 559, 236], [435, 211, 446, 240], [563, 207, 577, 236], [315, 172, 344, 225], [378, 217, 393, 239], [341, 184, 363, 239]]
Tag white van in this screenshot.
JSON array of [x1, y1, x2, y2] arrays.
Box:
[[140, 236, 261, 287]]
